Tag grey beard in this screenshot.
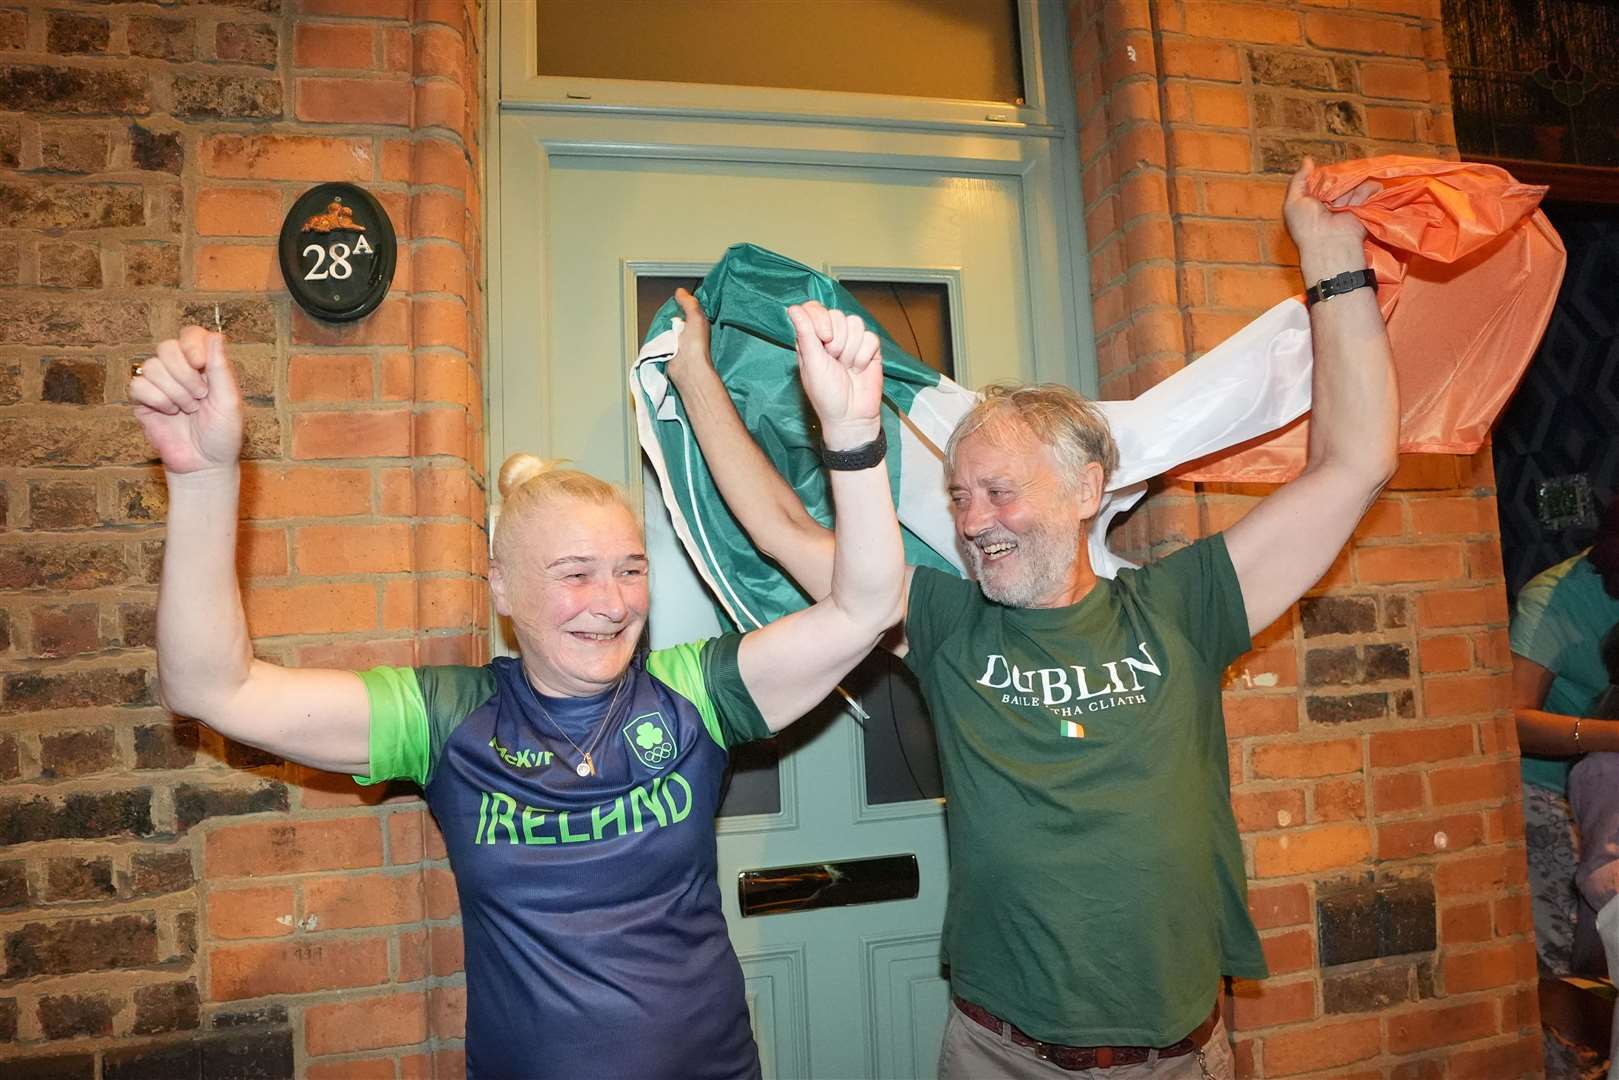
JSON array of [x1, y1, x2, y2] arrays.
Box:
[[966, 523, 1082, 609]]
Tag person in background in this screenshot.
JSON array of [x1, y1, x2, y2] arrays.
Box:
[[1512, 498, 1619, 1071], [668, 158, 1394, 1079], [129, 302, 902, 1080]]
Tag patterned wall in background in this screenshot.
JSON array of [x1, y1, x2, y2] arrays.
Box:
[[1492, 201, 1619, 600], [1442, 0, 1619, 167]]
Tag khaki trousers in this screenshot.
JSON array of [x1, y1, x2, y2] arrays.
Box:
[[937, 1001, 1232, 1080]]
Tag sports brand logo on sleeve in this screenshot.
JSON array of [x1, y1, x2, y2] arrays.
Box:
[[623, 712, 677, 770]]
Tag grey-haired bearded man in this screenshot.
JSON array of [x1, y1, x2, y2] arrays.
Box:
[[669, 158, 1396, 1079]]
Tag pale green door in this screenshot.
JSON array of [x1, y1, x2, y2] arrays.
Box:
[[495, 116, 1077, 1078]]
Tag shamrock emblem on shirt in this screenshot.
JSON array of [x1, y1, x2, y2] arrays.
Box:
[[623, 711, 677, 769]]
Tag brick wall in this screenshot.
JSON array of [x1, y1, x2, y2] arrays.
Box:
[[1069, 1, 1541, 1076], [0, 1, 484, 1076]]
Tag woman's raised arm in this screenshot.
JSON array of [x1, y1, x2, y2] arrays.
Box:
[[133, 327, 370, 775]]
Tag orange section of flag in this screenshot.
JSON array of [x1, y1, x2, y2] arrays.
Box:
[[1176, 156, 1567, 483]]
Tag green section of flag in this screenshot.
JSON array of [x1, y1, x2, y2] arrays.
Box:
[[635, 243, 964, 630]]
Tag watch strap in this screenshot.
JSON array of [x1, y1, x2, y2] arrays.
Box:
[[1305, 267, 1377, 306], [820, 427, 887, 471]]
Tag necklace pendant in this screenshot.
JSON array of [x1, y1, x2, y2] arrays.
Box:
[[576, 755, 593, 778]]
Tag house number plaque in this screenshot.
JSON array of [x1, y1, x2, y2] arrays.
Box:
[[278, 182, 397, 323]]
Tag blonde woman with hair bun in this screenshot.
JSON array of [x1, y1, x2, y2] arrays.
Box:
[[131, 301, 903, 1080]]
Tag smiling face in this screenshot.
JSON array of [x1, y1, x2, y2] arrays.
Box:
[[490, 496, 649, 697], [948, 423, 1101, 609]]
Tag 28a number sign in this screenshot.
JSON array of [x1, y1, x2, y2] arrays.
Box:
[[279, 183, 397, 323]]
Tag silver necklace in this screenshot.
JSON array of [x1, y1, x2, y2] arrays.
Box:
[[531, 674, 627, 777]]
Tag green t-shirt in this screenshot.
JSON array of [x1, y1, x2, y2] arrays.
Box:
[[904, 534, 1265, 1045], [1511, 550, 1619, 795]]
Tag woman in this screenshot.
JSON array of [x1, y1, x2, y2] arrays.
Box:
[[129, 302, 901, 1079], [1512, 498, 1619, 977]]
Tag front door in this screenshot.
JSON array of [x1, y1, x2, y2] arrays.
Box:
[[494, 106, 1088, 1077]]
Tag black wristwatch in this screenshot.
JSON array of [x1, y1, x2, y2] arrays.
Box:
[[1305, 268, 1377, 306], [821, 427, 887, 471]]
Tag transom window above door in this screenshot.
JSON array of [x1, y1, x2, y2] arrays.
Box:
[[500, 0, 1063, 128], [534, 0, 1024, 104]]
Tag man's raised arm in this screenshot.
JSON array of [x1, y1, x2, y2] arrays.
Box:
[[666, 288, 840, 600], [1225, 159, 1401, 634]]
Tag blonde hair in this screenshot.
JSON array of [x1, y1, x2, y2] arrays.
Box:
[[946, 383, 1119, 490], [492, 453, 640, 567]]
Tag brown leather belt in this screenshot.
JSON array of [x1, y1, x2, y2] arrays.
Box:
[[952, 996, 1220, 1071]]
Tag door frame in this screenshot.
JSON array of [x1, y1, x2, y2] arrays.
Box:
[[485, 1, 1098, 515]]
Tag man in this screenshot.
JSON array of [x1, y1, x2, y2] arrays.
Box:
[[668, 159, 1395, 1077]]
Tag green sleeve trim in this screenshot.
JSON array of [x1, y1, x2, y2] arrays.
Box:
[[353, 666, 430, 787], [647, 636, 768, 750]]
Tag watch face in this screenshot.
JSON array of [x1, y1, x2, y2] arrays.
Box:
[[279, 183, 397, 323]]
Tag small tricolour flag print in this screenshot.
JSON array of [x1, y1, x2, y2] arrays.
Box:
[[1062, 720, 1086, 739]]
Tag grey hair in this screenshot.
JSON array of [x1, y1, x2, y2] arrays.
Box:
[[946, 383, 1119, 490]]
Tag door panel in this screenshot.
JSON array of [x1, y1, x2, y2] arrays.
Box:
[[507, 148, 1036, 1078]]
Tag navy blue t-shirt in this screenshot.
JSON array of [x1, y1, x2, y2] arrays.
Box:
[[358, 637, 768, 1080]]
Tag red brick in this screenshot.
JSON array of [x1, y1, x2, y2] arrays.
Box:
[[429, 984, 465, 1039], [1378, 811, 1484, 859], [1385, 999, 1497, 1053], [301, 0, 411, 15], [293, 298, 411, 346], [1409, 497, 1487, 537], [1201, 177, 1289, 219], [1428, 761, 1516, 807], [1370, 724, 1475, 767], [415, 79, 468, 139], [205, 817, 384, 878], [292, 410, 412, 460], [295, 523, 412, 575], [1305, 12, 1422, 54], [425, 867, 458, 920], [1436, 850, 1523, 898], [413, 299, 471, 353], [1248, 882, 1311, 929], [303, 871, 423, 930], [1253, 823, 1371, 877], [1160, 39, 1241, 81], [1180, 219, 1262, 263], [1312, 778, 1367, 822], [1250, 738, 1361, 779], [241, 465, 372, 520], [308, 1059, 395, 1080], [294, 23, 377, 70], [1233, 787, 1306, 832], [1440, 900, 1492, 945], [1442, 941, 1530, 993], [1366, 105, 1422, 141], [389, 809, 425, 863], [208, 885, 294, 940], [1493, 891, 1533, 937], [1260, 928, 1315, 974], [1355, 543, 1464, 584], [297, 77, 412, 125], [211, 937, 390, 1001], [1422, 672, 1509, 718], [289, 353, 373, 402], [202, 134, 372, 182], [237, 526, 289, 578], [1229, 976, 1315, 1030], [194, 244, 280, 292], [197, 187, 283, 237], [1417, 586, 1507, 629], [242, 581, 377, 637], [1418, 634, 1471, 674], [1169, 129, 1252, 172], [1373, 771, 1426, 816], [306, 990, 429, 1054], [1360, 60, 1432, 101], [1184, 2, 1300, 43], [1209, 265, 1299, 308], [1261, 1016, 1380, 1074]]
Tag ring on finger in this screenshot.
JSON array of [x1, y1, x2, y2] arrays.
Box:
[[131, 361, 147, 379]]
